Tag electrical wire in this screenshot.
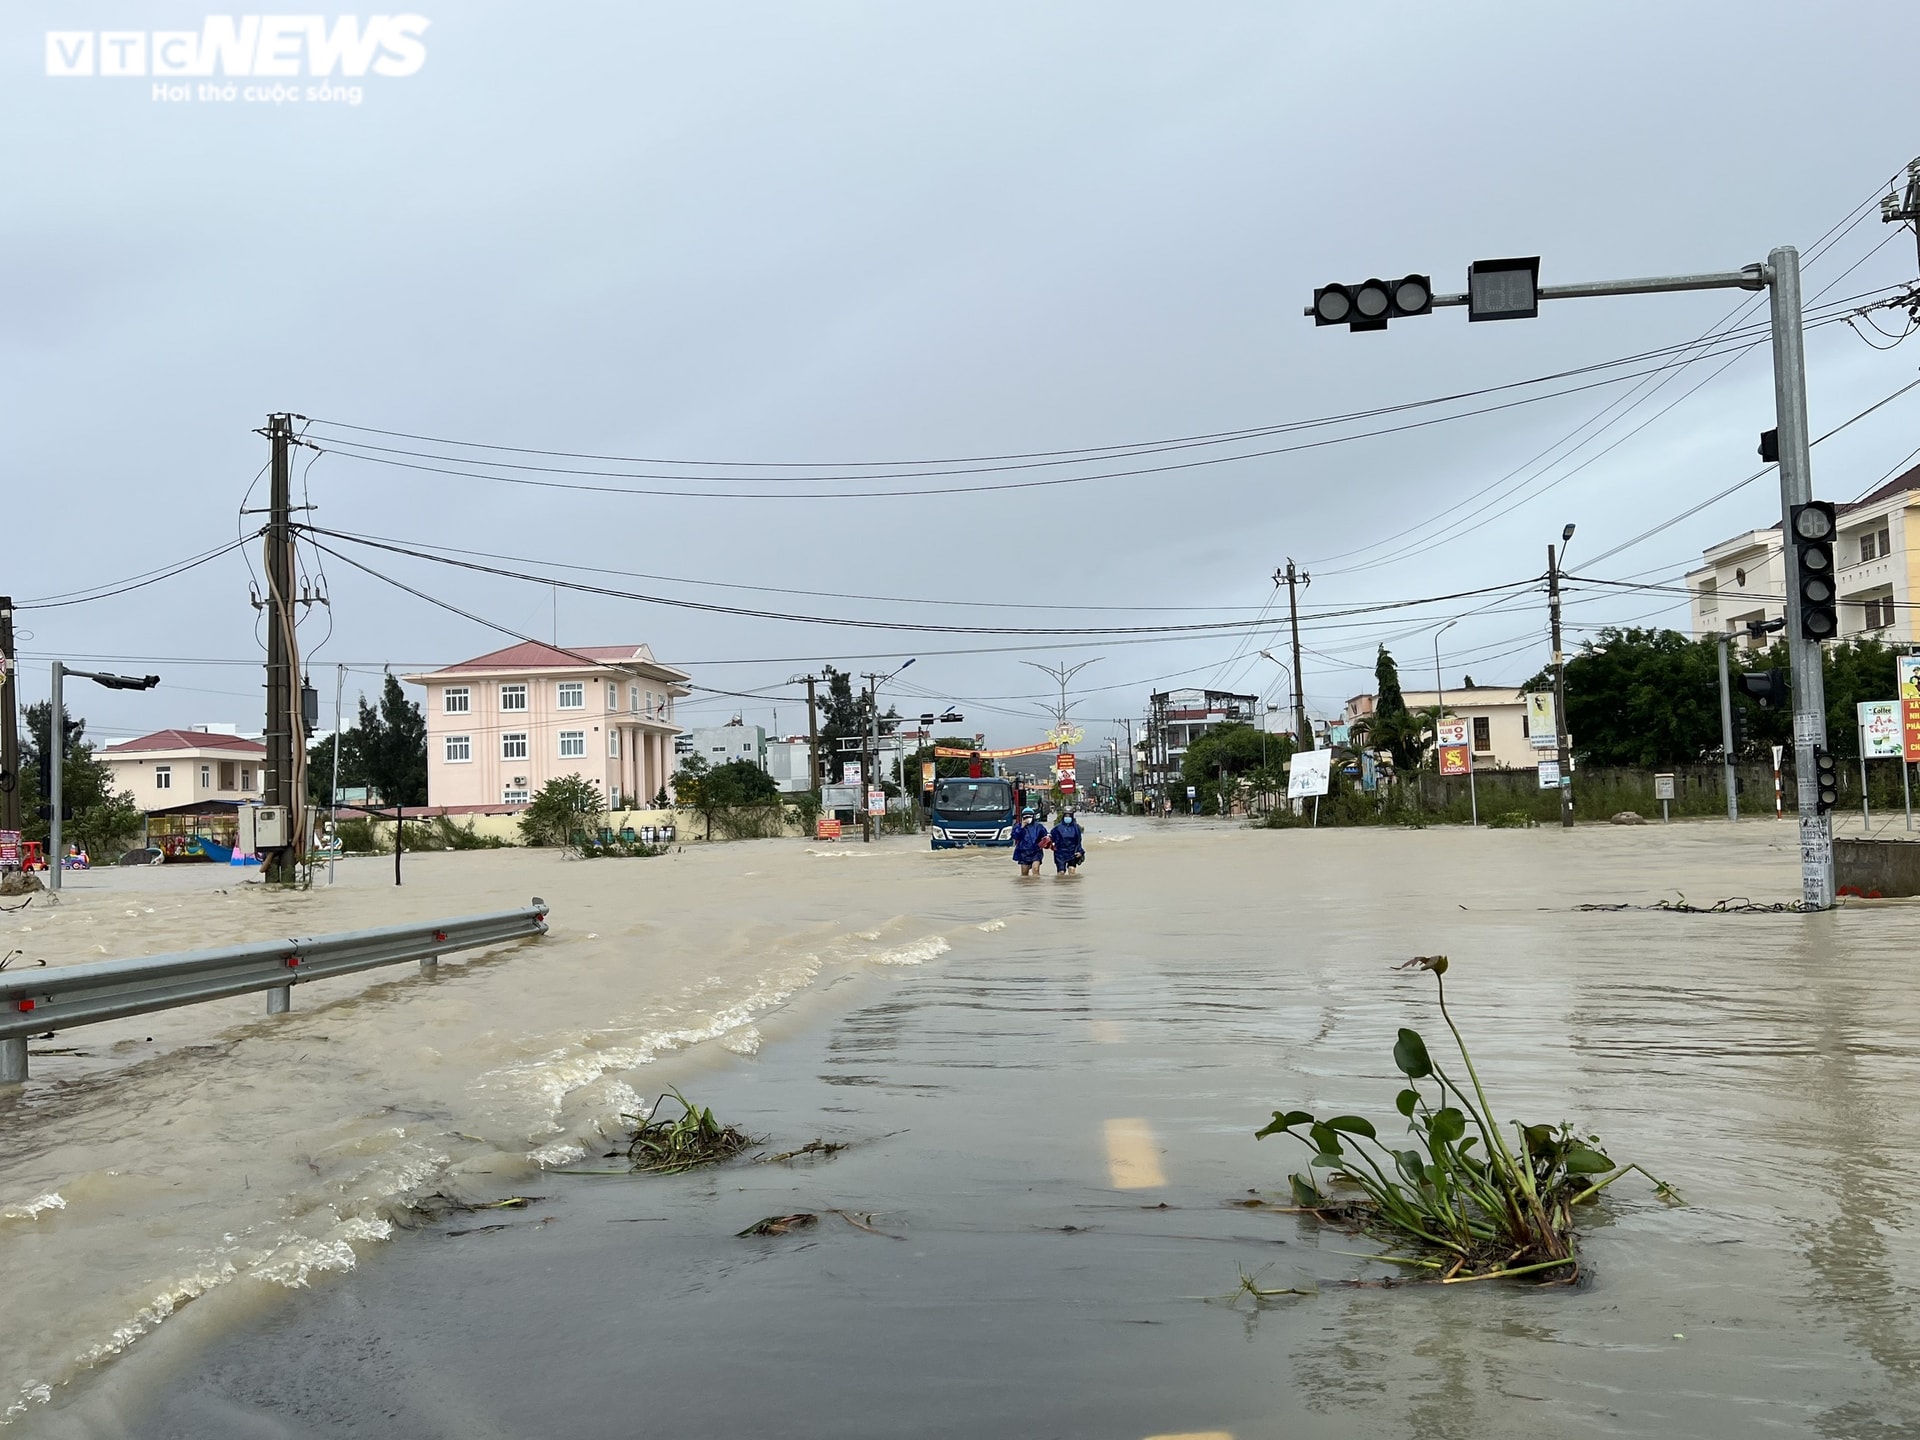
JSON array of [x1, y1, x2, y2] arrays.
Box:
[[15, 537, 258, 610]]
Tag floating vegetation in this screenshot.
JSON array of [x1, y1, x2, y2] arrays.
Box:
[[1257, 956, 1678, 1284], [622, 1089, 753, 1175], [738, 1212, 818, 1237], [754, 1139, 850, 1165], [1577, 894, 1815, 914]]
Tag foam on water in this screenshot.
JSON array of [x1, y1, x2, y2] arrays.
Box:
[[0, 1193, 66, 1223]]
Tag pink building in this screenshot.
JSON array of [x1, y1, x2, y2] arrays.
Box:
[[405, 643, 690, 810]]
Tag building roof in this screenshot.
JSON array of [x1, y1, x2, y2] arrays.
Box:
[[1841, 461, 1920, 515], [101, 729, 266, 757], [410, 641, 690, 682]]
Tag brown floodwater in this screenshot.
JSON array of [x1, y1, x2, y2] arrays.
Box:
[[6, 819, 1919, 1438]]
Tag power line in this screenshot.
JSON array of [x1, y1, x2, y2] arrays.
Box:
[[15, 537, 258, 610]]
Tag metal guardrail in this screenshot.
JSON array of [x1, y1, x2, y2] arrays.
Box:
[[0, 898, 548, 1082]]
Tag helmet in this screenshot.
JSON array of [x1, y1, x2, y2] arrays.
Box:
[[1021, 807, 1034, 817]]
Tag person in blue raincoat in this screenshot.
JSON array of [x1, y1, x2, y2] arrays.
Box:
[[1011, 808, 1047, 876], [1049, 809, 1085, 875]]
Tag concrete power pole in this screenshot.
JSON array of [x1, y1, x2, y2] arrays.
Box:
[[0, 597, 17, 836], [1546, 540, 1574, 829], [789, 673, 821, 791], [1278, 561, 1310, 748], [262, 413, 303, 885]]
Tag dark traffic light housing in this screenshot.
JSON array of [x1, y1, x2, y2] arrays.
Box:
[[1813, 747, 1840, 813], [1790, 501, 1838, 641], [1737, 668, 1789, 708], [1730, 707, 1749, 751], [1313, 275, 1432, 331]]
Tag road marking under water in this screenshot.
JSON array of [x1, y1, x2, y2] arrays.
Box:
[[1089, 1017, 1125, 1044], [1104, 1117, 1167, 1189]]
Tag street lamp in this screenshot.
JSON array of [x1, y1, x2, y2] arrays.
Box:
[[46, 661, 161, 896]]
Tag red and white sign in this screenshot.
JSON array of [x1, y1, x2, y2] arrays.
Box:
[[0, 830, 19, 868], [1055, 752, 1077, 793], [1438, 744, 1471, 777]]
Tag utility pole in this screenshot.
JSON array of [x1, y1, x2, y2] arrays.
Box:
[[261, 413, 303, 885], [0, 597, 17, 836], [789, 673, 821, 791], [1769, 247, 1833, 909], [1278, 561, 1310, 748], [47, 662, 64, 895], [1547, 536, 1574, 829], [862, 673, 877, 843], [1717, 634, 1738, 823], [329, 663, 345, 885]]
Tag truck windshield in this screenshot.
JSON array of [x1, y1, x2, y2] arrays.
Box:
[[933, 780, 1013, 816]]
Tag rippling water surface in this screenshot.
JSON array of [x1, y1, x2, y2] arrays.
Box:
[[8, 820, 1920, 1438]]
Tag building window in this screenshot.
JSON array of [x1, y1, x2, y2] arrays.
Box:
[[502, 732, 528, 760], [241, 766, 254, 789], [1864, 595, 1895, 630], [219, 760, 238, 790], [200, 764, 211, 787], [559, 730, 585, 758], [631, 683, 641, 713], [443, 686, 471, 714], [503, 788, 530, 805], [1698, 579, 1717, 615], [607, 682, 618, 711], [154, 765, 172, 790], [558, 682, 585, 710], [500, 684, 528, 712], [446, 735, 472, 763], [609, 730, 621, 757], [1472, 716, 1492, 753]]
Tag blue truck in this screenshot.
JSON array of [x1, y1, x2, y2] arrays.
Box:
[[929, 777, 1020, 849]]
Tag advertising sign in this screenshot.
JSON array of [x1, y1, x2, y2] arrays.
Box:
[[1859, 699, 1903, 759], [1435, 718, 1469, 748], [0, 830, 19, 867], [1537, 760, 1560, 790], [1438, 744, 1471, 777], [1055, 752, 1077, 793], [843, 762, 863, 786], [866, 786, 886, 816], [814, 818, 842, 841], [921, 762, 936, 791], [1901, 656, 1920, 761], [1654, 773, 1676, 801], [1288, 748, 1332, 799], [1525, 692, 1557, 749]]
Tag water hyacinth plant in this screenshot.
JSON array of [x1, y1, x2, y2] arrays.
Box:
[[1257, 956, 1677, 1282]]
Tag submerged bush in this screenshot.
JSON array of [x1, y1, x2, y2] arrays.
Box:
[[1257, 956, 1676, 1283]]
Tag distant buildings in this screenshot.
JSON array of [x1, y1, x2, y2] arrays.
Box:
[[404, 642, 691, 809], [1687, 468, 1920, 645], [682, 722, 766, 769], [764, 738, 815, 794], [1345, 687, 1542, 772], [97, 728, 266, 859], [1137, 688, 1262, 797]]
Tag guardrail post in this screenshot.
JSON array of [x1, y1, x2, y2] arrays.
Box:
[[418, 955, 438, 973], [0, 1036, 25, 1084], [266, 986, 291, 1015]]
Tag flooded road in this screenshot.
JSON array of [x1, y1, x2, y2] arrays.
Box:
[[10, 820, 1920, 1437]]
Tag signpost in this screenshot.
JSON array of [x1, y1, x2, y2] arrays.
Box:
[[1288, 748, 1332, 827], [1860, 699, 1908, 832], [1654, 772, 1676, 824], [1436, 718, 1476, 827]]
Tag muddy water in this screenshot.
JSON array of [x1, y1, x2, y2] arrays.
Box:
[[14, 821, 1920, 1437], [0, 842, 977, 1425]]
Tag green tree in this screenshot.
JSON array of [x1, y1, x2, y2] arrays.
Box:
[[1369, 647, 1430, 772], [518, 774, 603, 847], [345, 674, 427, 807], [1182, 722, 1294, 813], [20, 701, 143, 856], [673, 754, 779, 840], [811, 667, 900, 785]]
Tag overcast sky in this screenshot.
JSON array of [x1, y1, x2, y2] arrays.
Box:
[[8, 1, 1920, 753]]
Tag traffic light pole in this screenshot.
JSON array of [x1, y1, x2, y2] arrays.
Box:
[[1717, 634, 1738, 823], [1767, 247, 1833, 909], [1310, 247, 1833, 905]]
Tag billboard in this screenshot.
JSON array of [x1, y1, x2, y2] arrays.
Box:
[[1902, 656, 1920, 762], [1288, 748, 1332, 799], [1525, 693, 1557, 749], [1859, 699, 1903, 759]]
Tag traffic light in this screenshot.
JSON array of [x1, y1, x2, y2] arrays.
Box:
[[1730, 707, 1749, 752], [1812, 747, 1840, 813], [1737, 669, 1789, 708], [1789, 501, 1838, 641], [1312, 275, 1432, 331]]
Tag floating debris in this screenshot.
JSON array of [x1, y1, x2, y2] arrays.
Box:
[[738, 1213, 818, 1237], [623, 1089, 753, 1175]]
